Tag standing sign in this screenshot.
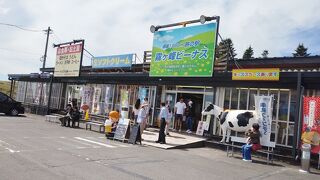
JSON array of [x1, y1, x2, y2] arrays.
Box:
[[150, 23, 217, 77], [302, 97, 320, 154], [255, 95, 273, 145], [113, 118, 130, 142], [54, 43, 83, 77], [92, 54, 133, 69], [196, 121, 205, 136], [128, 124, 142, 144]]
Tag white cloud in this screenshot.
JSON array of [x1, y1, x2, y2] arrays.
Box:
[[0, 0, 319, 80], [0, 0, 9, 15], [158, 35, 174, 42], [183, 35, 193, 39]]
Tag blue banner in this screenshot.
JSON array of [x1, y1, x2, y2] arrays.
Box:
[[92, 54, 133, 69]]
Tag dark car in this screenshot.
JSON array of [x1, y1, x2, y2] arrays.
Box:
[[0, 92, 24, 116]]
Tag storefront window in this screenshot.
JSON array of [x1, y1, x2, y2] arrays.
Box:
[[248, 89, 257, 110], [230, 88, 239, 109], [239, 89, 248, 110], [224, 88, 231, 109], [279, 91, 289, 121]]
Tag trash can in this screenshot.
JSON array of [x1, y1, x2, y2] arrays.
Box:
[[300, 143, 311, 172]]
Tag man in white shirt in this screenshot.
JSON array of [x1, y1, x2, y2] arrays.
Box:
[[156, 102, 168, 144], [174, 98, 186, 132]]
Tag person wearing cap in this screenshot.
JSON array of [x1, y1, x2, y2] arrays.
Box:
[[137, 104, 148, 137]]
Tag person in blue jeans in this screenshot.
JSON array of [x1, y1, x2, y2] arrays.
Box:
[[185, 99, 194, 133], [242, 123, 261, 162]]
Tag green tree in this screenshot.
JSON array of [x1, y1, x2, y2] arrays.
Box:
[[261, 50, 269, 58], [215, 38, 237, 63], [242, 46, 254, 59], [293, 43, 310, 57]]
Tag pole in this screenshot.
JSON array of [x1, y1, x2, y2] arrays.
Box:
[[292, 72, 302, 159], [42, 26, 51, 72], [9, 79, 13, 97], [46, 76, 53, 115]]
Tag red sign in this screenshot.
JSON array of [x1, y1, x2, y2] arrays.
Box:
[[302, 97, 320, 154]]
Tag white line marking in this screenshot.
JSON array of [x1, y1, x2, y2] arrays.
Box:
[[5, 148, 20, 153], [74, 137, 115, 148], [70, 139, 100, 148]]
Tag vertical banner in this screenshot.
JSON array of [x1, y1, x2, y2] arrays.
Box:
[[139, 87, 147, 101], [255, 95, 273, 145], [81, 86, 92, 111], [302, 97, 320, 154], [91, 87, 101, 114], [120, 89, 129, 119]]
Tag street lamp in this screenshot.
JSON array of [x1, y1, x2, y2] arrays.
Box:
[[150, 15, 219, 33]]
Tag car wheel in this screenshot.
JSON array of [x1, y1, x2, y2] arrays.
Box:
[[10, 108, 19, 116]]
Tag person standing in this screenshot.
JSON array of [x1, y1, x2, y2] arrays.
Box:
[[165, 105, 173, 136], [174, 98, 186, 132], [133, 99, 141, 124], [137, 104, 148, 137], [156, 102, 168, 144], [142, 97, 150, 128], [185, 99, 194, 133]]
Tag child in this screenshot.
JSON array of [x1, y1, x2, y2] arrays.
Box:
[[242, 123, 261, 162]]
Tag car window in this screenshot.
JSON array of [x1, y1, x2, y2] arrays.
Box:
[[0, 93, 8, 102], [7, 97, 13, 103]]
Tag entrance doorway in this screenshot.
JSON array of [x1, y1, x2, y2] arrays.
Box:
[[177, 93, 203, 131]]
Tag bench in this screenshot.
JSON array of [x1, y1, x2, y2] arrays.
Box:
[[45, 114, 64, 123], [226, 136, 276, 164], [85, 121, 105, 133]]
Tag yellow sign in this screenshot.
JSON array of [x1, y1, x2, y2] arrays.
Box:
[[232, 68, 280, 81]]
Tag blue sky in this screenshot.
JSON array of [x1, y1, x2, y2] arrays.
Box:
[[0, 0, 320, 81]]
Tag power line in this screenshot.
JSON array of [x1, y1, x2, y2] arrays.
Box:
[[0, 22, 42, 32]]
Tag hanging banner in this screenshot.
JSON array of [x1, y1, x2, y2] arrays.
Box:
[[91, 87, 101, 114], [232, 68, 280, 81], [255, 95, 273, 145], [92, 54, 133, 69], [81, 86, 92, 111], [302, 97, 320, 154], [150, 23, 217, 77], [54, 43, 83, 77], [120, 89, 129, 118]]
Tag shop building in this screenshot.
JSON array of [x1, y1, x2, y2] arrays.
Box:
[[8, 55, 320, 157]]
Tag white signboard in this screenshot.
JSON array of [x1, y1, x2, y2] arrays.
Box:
[[54, 43, 83, 77], [254, 95, 273, 145]]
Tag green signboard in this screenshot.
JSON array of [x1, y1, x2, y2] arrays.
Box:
[[150, 23, 217, 77]]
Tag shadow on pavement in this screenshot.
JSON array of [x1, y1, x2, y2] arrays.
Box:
[[0, 114, 27, 118]]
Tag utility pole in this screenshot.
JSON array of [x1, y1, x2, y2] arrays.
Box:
[[42, 26, 52, 72]]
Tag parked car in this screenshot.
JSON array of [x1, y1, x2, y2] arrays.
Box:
[[0, 92, 24, 116]]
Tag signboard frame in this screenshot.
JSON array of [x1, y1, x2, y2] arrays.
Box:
[[150, 22, 218, 77], [92, 54, 134, 69]]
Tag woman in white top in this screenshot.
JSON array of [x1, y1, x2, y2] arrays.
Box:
[[137, 104, 148, 136], [133, 99, 141, 124]]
